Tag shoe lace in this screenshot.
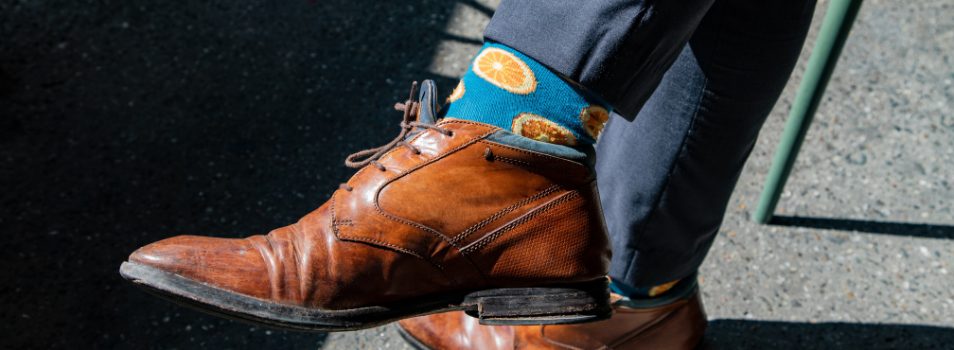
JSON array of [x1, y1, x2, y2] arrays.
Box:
[[338, 81, 453, 192]]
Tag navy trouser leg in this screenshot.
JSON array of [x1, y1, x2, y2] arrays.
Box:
[[595, 0, 817, 287], [484, 0, 715, 119], [487, 0, 816, 286]]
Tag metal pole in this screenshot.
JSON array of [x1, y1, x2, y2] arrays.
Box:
[[754, 0, 864, 224]]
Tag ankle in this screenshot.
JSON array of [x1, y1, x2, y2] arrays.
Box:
[[610, 276, 695, 300], [445, 42, 610, 146]]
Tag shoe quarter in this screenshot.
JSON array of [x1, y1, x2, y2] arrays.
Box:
[[378, 142, 561, 244]]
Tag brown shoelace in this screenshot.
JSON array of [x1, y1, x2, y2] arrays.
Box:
[[339, 82, 453, 192]]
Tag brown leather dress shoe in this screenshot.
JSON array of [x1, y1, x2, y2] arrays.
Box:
[[398, 282, 707, 350], [119, 80, 612, 331]]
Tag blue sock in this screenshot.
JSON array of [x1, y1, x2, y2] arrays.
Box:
[[444, 42, 610, 146], [610, 278, 685, 299]]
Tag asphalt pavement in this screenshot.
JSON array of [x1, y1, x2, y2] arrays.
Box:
[[2, 0, 952, 349]]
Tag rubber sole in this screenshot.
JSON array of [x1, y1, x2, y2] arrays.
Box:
[[119, 261, 612, 332]]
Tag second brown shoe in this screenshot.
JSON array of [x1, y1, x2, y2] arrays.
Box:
[[398, 280, 707, 350], [119, 80, 612, 331]]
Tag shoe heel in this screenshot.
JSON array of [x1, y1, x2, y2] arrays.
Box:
[[462, 278, 611, 326]]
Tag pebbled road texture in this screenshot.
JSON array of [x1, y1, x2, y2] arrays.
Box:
[[2, 0, 952, 349]]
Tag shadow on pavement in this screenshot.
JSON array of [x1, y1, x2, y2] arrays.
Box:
[[8, 0, 949, 349], [0, 0, 460, 348], [705, 319, 954, 349], [770, 216, 954, 240]]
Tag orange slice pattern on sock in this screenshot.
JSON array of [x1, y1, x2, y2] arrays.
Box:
[[512, 113, 577, 146], [447, 81, 465, 103], [648, 279, 680, 297], [580, 105, 610, 139], [473, 48, 537, 94]]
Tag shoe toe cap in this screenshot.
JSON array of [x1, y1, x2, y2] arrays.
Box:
[[127, 235, 273, 300]]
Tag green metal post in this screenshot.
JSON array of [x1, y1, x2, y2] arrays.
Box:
[[754, 0, 864, 224]]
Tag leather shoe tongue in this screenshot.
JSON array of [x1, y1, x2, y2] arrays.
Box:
[[415, 80, 440, 125]]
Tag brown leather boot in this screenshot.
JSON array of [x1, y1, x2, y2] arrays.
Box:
[[119, 80, 612, 331], [398, 282, 707, 350]]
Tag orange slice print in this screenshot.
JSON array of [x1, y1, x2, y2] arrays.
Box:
[[473, 48, 537, 94], [447, 81, 465, 103], [512, 113, 577, 146], [648, 280, 680, 297], [580, 106, 610, 139]]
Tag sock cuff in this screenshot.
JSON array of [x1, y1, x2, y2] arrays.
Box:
[[445, 42, 611, 145]]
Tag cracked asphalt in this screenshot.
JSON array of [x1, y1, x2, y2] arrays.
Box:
[[2, 0, 952, 349]]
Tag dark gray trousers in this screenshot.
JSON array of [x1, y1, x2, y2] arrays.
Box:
[[486, 0, 817, 287]]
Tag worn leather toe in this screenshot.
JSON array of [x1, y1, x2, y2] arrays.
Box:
[[128, 234, 273, 300], [399, 311, 514, 350]]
